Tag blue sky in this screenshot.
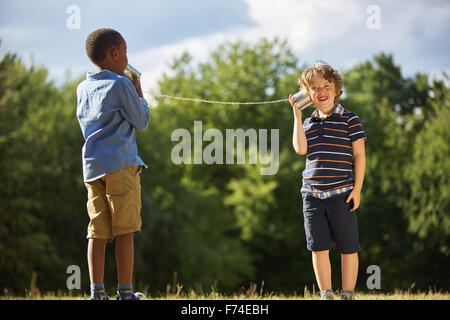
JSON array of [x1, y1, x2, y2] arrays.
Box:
[[1, 0, 449, 98]]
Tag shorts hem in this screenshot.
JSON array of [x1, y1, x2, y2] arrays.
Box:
[[338, 247, 362, 254], [112, 227, 141, 238], [87, 232, 113, 243], [307, 246, 331, 252]]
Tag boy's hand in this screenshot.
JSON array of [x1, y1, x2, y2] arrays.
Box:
[[131, 72, 144, 98], [289, 94, 302, 120], [346, 189, 360, 212]]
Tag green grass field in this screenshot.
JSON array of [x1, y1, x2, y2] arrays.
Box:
[[2, 285, 449, 300], [1, 293, 448, 300]]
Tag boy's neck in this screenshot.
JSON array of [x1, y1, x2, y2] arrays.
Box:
[[96, 66, 116, 74], [95, 63, 121, 75], [318, 109, 333, 118], [316, 104, 336, 119]]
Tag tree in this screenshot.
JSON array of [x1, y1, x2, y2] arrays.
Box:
[[342, 54, 450, 290], [0, 53, 86, 293], [1, 44, 448, 295], [401, 77, 450, 288]]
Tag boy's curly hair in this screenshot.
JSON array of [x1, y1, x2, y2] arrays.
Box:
[[299, 63, 343, 101], [85, 28, 124, 65]]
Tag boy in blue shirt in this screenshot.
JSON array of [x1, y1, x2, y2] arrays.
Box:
[[76, 28, 150, 300], [289, 62, 366, 300]]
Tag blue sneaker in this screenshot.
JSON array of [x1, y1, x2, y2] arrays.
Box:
[[116, 290, 144, 300], [90, 289, 110, 300]]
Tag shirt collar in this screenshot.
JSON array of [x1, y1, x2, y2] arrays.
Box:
[[311, 104, 344, 120], [87, 69, 117, 80]]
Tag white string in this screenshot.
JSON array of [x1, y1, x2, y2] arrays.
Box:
[[147, 92, 289, 105]]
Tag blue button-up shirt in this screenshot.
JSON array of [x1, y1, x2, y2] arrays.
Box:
[[76, 70, 150, 182]]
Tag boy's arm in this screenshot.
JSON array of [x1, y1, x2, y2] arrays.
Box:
[[116, 78, 150, 131], [289, 94, 308, 155], [346, 138, 366, 212], [292, 118, 308, 155], [352, 138, 366, 193]]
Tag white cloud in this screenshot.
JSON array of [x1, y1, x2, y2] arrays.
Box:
[[245, 0, 365, 52], [93, 0, 450, 102]]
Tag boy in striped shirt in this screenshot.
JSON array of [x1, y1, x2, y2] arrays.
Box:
[[289, 62, 366, 300]]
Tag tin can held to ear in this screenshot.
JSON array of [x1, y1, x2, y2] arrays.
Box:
[[292, 89, 313, 110], [123, 64, 142, 79]]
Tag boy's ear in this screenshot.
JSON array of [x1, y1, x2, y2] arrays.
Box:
[[110, 46, 119, 61]]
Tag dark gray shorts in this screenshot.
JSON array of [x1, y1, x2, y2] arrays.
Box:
[[302, 191, 361, 254]]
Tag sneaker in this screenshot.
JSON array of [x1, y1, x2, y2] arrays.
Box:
[[90, 290, 110, 300], [320, 289, 334, 300], [116, 290, 145, 300], [340, 289, 356, 300]]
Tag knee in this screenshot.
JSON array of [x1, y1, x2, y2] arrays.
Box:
[[312, 250, 329, 256]]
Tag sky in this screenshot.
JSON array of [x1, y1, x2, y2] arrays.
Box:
[[1, 0, 449, 100]]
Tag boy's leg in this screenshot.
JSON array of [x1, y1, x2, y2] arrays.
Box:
[[341, 252, 358, 291], [87, 238, 108, 284], [115, 232, 134, 285], [105, 165, 141, 286], [105, 165, 143, 299], [85, 178, 113, 283], [85, 179, 113, 299], [325, 191, 361, 295], [115, 232, 143, 299], [312, 250, 332, 291], [87, 238, 109, 299], [302, 193, 333, 297]]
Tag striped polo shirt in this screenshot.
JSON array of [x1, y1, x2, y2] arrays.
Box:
[[301, 104, 366, 198]]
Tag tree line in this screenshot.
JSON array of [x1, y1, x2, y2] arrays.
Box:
[[0, 38, 448, 295]]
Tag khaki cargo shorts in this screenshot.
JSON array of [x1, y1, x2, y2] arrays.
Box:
[[85, 165, 143, 242]]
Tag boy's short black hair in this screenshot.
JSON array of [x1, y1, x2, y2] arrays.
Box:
[[85, 28, 124, 65]]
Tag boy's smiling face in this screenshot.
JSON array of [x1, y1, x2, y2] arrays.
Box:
[[307, 75, 336, 112]]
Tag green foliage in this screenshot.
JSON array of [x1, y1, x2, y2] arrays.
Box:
[[0, 40, 448, 295], [342, 56, 450, 289], [402, 78, 450, 268], [0, 54, 86, 293]]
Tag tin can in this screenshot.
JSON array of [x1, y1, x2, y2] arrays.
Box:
[[123, 64, 142, 79], [292, 89, 313, 110]]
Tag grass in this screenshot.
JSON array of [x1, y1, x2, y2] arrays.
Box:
[[1, 283, 449, 300]]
